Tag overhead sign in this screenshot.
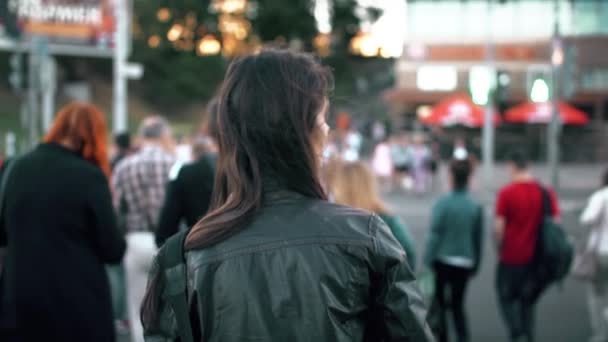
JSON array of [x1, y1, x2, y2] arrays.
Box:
[[1, 0, 116, 50]]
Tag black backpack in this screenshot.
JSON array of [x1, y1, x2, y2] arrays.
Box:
[[533, 186, 574, 290]]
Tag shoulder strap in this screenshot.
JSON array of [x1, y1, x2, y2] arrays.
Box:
[[159, 230, 194, 342], [538, 184, 552, 219]]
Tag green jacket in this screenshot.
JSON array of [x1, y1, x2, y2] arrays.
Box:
[[379, 213, 417, 269], [424, 190, 483, 273], [143, 190, 433, 342]]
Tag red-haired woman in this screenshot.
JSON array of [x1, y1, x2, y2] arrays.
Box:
[[0, 102, 126, 341]]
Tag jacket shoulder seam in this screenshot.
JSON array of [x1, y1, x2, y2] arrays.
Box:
[[189, 237, 372, 271]]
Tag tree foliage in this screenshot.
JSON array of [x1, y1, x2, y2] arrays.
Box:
[[132, 0, 384, 111]]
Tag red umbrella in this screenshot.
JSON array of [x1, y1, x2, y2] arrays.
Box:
[[505, 101, 589, 125], [420, 93, 500, 127]]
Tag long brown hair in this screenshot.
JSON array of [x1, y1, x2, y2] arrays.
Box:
[[44, 102, 111, 177], [330, 161, 389, 214], [185, 50, 332, 250], [141, 50, 333, 326]]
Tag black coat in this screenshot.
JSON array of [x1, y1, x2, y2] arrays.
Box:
[[155, 155, 215, 246], [0, 143, 126, 342]]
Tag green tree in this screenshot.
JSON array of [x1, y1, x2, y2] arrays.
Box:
[[132, 0, 225, 108]]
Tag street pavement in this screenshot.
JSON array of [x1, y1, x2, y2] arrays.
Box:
[[384, 163, 602, 342], [119, 163, 601, 342]]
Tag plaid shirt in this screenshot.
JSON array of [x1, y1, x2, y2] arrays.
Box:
[[112, 145, 175, 232]]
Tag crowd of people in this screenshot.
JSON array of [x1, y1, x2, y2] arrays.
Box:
[[0, 49, 606, 342]]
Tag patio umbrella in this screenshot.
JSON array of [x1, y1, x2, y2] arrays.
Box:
[[420, 93, 500, 128], [505, 101, 589, 125]]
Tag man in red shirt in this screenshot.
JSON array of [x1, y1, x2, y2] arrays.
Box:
[[495, 151, 560, 342]]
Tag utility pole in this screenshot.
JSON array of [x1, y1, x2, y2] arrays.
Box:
[[27, 37, 43, 149], [41, 55, 56, 132], [113, 0, 129, 133], [548, 0, 562, 191], [482, 0, 495, 191]]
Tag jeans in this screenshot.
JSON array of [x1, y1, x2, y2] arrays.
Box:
[[496, 262, 541, 342], [433, 262, 472, 342], [125, 232, 157, 342]]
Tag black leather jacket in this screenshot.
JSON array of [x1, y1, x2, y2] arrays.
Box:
[[144, 190, 434, 341]]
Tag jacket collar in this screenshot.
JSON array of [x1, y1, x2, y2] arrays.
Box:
[[262, 178, 308, 206]]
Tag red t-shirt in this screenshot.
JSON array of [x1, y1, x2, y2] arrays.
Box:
[[496, 181, 560, 265]]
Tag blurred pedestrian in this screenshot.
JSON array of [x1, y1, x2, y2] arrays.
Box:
[[390, 134, 413, 191], [0, 102, 126, 341], [141, 50, 432, 342], [155, 100, 219, 247], [112, 116, 175, 342], [495, 151, 560, 342], [111, 131, 132, 170], [331, 161, 417, 268], [424, 159, 483, 342], [412, 134, 431, 194], [579, 169, 608, 342], [372, 137, 393, 192], [108, 131, 132, 331]]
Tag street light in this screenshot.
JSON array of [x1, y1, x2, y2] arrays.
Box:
[[197, 35, 221, 56], [148, 35, 161, 48], [157, 8, 171, 22], [167, 24, 184, 42], [530, 78, 550, 103]]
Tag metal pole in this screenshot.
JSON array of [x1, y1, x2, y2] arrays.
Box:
[[482, 0, 495, 190], [41, 56, 56, 132], [113, 0, 128, 133], [548, 0, 561, 191], [27, 37, 40, 149], [5, 132, 16, 158]]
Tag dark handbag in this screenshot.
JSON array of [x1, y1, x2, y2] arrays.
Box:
[[532, 186, 574, 296]]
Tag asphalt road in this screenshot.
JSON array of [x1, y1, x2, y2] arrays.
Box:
[[119, 164, 602, 342], [384, 169, 593, 342]]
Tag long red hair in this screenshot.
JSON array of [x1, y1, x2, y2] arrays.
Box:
[[44, 102, 111, 177]]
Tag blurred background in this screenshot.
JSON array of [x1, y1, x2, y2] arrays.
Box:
[[2, 1, 608, 341], [1, 1, 606, 166]]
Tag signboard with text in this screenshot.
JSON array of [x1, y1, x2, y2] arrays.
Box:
[[0, 0, 117, 51]]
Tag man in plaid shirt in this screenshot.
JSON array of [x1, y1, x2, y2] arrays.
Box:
[[111, 116, 175, 342]]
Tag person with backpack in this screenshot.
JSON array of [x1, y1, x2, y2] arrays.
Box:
[[140, 50, 433, 342], [495, 151, 561, 342]]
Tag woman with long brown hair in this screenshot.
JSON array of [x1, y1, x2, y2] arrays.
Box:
[[141, 50, 432, 341], [0, 102, 126, 341], [330, 161, 417, 268]]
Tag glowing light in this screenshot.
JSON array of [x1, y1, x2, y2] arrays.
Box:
[[469, 66, 496, 105], [417, 105, 432, 120], [147, 35, 161, 48], [213, 0, 247, 14], [157, 8, 171, 22], [530, 79, 550, 103], [417, 66, 458, 91], [235, 27, 247, 40], [313, 33, 331, 57], [379, 47, 393, 59], [167, 24, 184, 42], [552, 47, 564, 66], [350, 32, 379, 57], [197, 35, 221, 56]]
